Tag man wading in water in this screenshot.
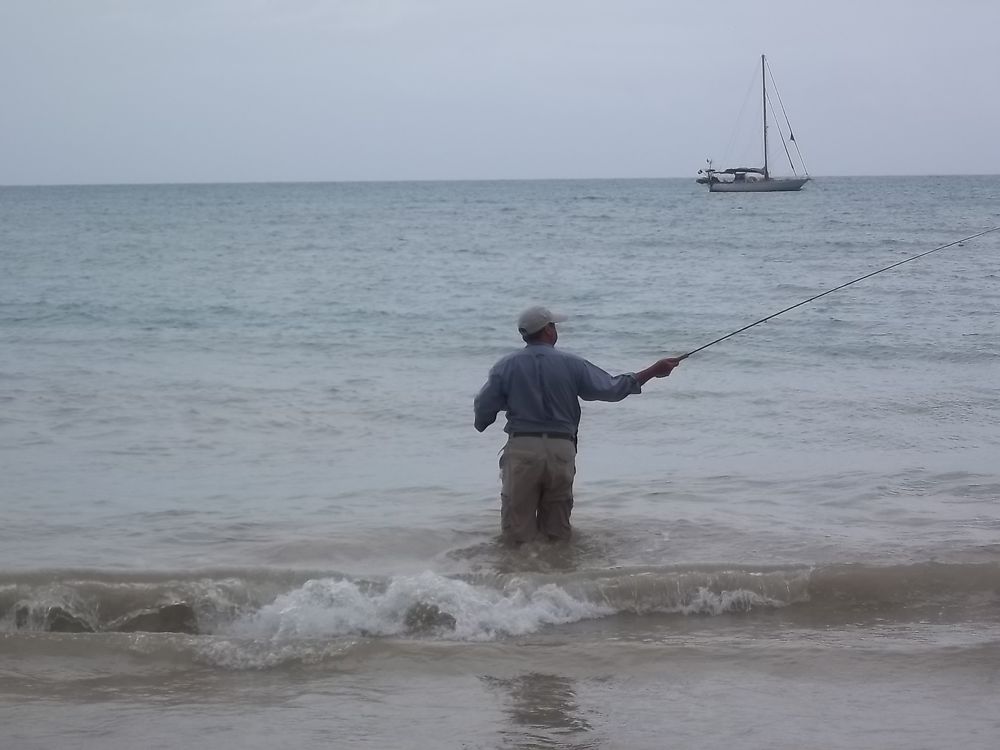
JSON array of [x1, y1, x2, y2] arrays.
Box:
[[474, 306, 680, 544]]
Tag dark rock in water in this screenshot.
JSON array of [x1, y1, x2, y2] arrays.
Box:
[[403, 602, 456, 633], [113, 602, 199, 635], [15, 606, 29, 629], [45, 607, 94, 633]]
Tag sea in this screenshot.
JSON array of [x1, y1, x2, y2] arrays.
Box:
[[1, 176, 999, 749]]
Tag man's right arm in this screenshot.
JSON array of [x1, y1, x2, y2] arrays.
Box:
[[635, 357, 681, 385]]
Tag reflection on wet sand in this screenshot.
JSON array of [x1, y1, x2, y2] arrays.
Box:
[[482, 672, 601, 749]]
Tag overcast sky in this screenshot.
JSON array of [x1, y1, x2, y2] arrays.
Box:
[[2, 0, 998, 185]]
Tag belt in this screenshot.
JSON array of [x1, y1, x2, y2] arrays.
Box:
[[510, 432, 576, 442]]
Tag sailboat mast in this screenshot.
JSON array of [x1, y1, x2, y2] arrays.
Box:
[[761, 54, 768, 179]]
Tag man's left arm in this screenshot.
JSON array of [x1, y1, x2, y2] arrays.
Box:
[[473, 369, 505, 432]]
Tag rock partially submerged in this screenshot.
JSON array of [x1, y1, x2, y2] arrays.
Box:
[[112, 602, 199, 635], [45, 606, 94, 633], [10, 601, 198, 634], [403, 602, 456, 633]]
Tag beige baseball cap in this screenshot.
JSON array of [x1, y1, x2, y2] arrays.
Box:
[[517, 305, 568, 335]]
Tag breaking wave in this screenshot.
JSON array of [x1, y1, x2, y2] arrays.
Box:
[[4, 560, 997, 636], [3, 560, 999, 669]]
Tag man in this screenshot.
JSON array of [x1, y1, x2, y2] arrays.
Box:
[[474, 305, 680, 544]]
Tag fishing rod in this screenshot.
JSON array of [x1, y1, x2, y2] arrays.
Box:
[[678, 226, 1000, 361]]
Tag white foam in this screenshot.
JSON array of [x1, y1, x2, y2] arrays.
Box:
[[228, 571, 613, 642], [675, 586, 778, 616], [194, 637, 357, 670]]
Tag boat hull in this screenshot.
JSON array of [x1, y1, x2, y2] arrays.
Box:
[[709, 177, 809, 193]]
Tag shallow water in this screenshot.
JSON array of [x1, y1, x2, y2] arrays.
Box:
[[2, 176, 999, 747]]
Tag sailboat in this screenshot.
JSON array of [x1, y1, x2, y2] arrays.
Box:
[[698, 55, 810, 192]]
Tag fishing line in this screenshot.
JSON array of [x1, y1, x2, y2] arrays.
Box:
[[678, 226, 1000, 360]]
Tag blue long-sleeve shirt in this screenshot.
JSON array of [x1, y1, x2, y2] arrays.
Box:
[[474, 343, 641, 434]]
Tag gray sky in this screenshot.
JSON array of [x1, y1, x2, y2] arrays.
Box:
[[2, 0, 998, 185]]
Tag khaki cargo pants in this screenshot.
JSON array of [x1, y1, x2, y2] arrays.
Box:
[[499, 434, 576, 543]]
